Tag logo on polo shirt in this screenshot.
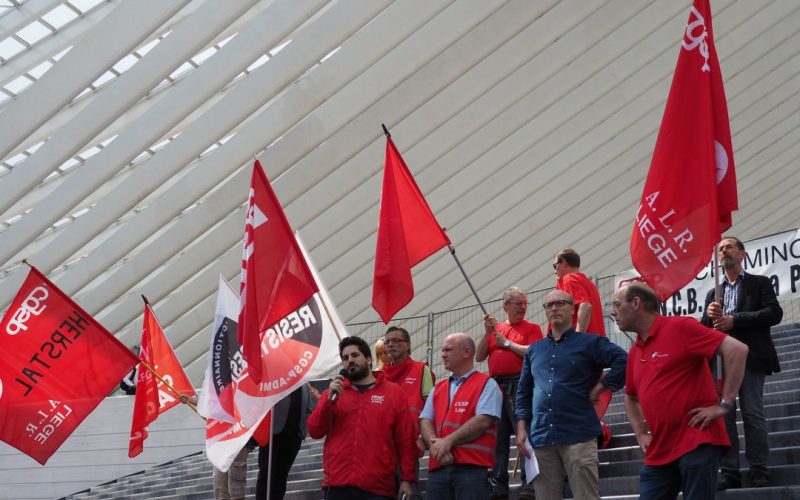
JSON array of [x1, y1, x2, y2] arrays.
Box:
[[651, 352, 670, 359], [370, 395, 385, 404]]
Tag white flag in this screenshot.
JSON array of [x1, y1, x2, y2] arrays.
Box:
[[197, 276, 241, 422]]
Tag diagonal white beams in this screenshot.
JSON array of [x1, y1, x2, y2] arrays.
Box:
[[0, 0, 189, 162], [13, 0, 391, 302], [0, 0, 260, 264], [0, 0, 61, 41], [0, 0, 328, 300]]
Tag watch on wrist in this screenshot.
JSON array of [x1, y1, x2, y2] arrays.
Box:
[[502, 339, 511, 349], [719, 398, 734, 411]]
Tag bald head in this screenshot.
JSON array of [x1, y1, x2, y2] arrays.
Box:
[[441, 332, 475, 376], [543, 289, 575, 334]]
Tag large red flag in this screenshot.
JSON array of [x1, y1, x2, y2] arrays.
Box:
[[630, 0, 737, 301], [128, 300, 196, 457], [0, 266, 138, 465], [238, 161, 318, 383], [372, 136, 451, 323]]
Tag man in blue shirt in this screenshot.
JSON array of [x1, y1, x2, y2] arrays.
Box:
[[514, 290, 627, 500]]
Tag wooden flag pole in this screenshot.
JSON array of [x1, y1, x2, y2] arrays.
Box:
[[137, 358, 205, 421], [447, 244, 489, 316]]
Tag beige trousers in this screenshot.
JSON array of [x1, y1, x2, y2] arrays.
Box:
[[532, 437, 600, 500]]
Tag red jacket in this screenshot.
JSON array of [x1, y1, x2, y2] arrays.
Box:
[[307, 372, 417, 497]]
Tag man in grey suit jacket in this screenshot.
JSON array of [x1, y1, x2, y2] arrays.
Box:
[[701, 236, 783, 490], [256, 384, 316, 500]]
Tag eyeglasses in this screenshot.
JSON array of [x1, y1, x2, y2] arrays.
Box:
[[542, 299, 573, 310], [384, 337, 407, 345], [552, 261, 562, 270], [504, 300, 527, 307]]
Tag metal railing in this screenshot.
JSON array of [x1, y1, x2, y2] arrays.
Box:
[[340, 276, 800, 380]]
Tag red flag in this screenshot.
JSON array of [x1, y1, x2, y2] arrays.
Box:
[[630, 0, 737, 301], [128, 301, 196, 457], [372, 136, 451, 323], [238, 161, 318, 383], [0, 267, 137, 465]]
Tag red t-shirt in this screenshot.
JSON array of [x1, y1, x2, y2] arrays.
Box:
[[625, 315, 729, 465], [557, 272, 606, 335], [487, 320, 543, 377]]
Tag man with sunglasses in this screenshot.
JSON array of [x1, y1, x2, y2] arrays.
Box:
[[515, 290, 627, 500], [476, 287, 543, 499]]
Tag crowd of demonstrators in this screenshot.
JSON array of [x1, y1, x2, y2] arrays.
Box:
[[475, 287, 542, 500], [614, 281, 749, 500], [307, 336, 417, 499], [289, 237, 782, 499], [701, 236, 783, 490], [515, 290, 627, 500]]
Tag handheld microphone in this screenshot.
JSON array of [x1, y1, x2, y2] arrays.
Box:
[[330, 368, 349, 402]]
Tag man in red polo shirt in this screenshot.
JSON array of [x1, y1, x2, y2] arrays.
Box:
[[553, 248, 605, 335], [612, 282, 748, 500], [476, 287, 542, 499]]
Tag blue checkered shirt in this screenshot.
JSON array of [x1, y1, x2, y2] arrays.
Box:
[[722, 271, 745, 315]]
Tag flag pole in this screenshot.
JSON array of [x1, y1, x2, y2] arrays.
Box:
[[713, 245, 723, 394], [447, 244, 489, 316], [137, 358, 205, 420], [266, 410, 275, 500]]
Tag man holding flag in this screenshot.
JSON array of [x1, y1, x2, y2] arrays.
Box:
[[701, 237, 782, 489]]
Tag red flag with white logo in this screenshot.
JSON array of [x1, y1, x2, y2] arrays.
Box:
[[630, 0, 737, 301], [238, 161, 318, 383], [372, 136, 451, 323], [0, 266, 138, 465], [129, 299, 196, 457]]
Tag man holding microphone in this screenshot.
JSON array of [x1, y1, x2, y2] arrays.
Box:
[[307, 336, 417, 499]]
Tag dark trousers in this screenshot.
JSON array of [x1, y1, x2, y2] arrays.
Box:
[[638, 444, 724, 500], [256, 434, 303, 500], [325, 487, 392, 500], [492, 376, 528, 494], [427, 464, 492, 500], [720, 367, 769, 479]]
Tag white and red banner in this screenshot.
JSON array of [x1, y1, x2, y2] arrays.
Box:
[[128, 300, 195, 457], [0, 266, 138, 465], [207, 161, 341, 472], [617, 228, 800, 321], [198, 276, 242, 423], [238, 160, 319, 384], [630, 0, 737, 301]]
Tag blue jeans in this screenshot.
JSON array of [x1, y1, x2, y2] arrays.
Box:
[[638, 444, 724, 500], [427, 464, 491, 500]]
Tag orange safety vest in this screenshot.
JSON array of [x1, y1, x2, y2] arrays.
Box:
[[429, 371, 497, 471]]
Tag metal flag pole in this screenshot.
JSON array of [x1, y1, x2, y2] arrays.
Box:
[[713, 245, 724, 393], [266, 410, 274, 500], [447, 244, 490, 316]]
